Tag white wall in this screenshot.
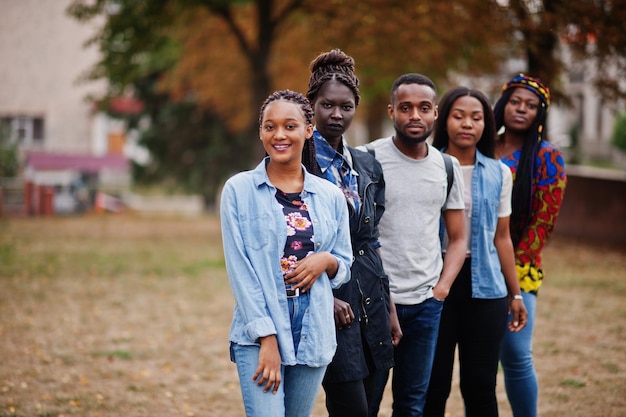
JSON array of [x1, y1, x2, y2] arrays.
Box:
[[0, 0, 107, 153]]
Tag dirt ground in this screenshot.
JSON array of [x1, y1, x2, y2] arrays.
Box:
[[1, 215, 625, 417]]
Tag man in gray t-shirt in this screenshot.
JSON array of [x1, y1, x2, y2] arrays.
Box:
[[363, 74, 467, 417]]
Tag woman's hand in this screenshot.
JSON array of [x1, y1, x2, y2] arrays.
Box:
[[508, 297, 528, 332], [253, 335, 282, 394], [333, 297, 354, 329], [284, 252, 337, 293]]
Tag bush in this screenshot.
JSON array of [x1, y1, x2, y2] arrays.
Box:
[[611, 111, 626, 152], [0, 129, 19, 177]]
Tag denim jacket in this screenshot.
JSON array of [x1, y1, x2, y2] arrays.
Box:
[[441, 150, 508, 299], [220, 158, 352, 367]]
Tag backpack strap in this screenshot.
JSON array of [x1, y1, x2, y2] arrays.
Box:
[[364, 144, 375, 158], [441, 152, 454, 199]]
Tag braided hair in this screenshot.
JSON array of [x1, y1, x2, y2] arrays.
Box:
[[493, 74, 550, 247], [306, 49, 360, 106], [258, 89, 320, 175]]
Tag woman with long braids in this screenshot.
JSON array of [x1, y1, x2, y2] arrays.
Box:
[[494, 75, 567, 417], [306, 49, 401, 417], [220, 90, 352, 417]]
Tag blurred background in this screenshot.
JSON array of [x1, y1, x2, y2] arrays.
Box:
[[1, 0, 625, 243]]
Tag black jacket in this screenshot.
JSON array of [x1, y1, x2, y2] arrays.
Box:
[[324, 146, 394, 383]]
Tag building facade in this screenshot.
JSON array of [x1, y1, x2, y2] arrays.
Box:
[[0, 0, 109, 154], [0, 0, 133, 214]]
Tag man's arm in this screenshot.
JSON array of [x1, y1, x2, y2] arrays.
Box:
[[433, 209, 466, 300]]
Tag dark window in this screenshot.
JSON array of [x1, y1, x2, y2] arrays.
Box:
[[33, 117, 45, 142]]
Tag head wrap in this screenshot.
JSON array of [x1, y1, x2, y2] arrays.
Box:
[[502, 74, 550, 108]]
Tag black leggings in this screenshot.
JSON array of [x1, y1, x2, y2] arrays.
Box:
[[424, 258, 508, 417]]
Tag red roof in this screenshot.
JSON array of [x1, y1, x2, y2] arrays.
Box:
[[26, 151, 130, 173]]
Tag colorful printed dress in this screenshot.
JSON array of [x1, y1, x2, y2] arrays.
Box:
[[500, 141, 567, 294]]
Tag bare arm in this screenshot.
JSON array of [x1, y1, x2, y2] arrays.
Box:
[[494, 216, 527, 331], [388, 295, 402, 346], [375, 247, 402, 346], [433, 209, 466, 300]]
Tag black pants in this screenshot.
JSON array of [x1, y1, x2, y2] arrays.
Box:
[[424, 258, 508, 417], [323, 343, 378, 417]]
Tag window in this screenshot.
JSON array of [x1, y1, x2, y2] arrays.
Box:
[[0, 115, 45, 147]]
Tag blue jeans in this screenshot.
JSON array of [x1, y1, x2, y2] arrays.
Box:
[[230, 292, 327, 417], [500, 291, 538, 417], [371, 298, 444, 417]]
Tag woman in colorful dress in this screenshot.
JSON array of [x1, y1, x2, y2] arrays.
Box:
[[494, 74, 567, 417]]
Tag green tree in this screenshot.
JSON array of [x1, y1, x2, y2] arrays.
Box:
[[135, 101, 245, 208], [68, 0, 626, 203], [128, 74, 247, 208], [68, 0, 314, 204], [68, 0, 257, 204], [0, 123, 19, 178], [158, 0, 311, 158], [68, 0, 180, 95], [162, 0, 513, 140], [611, 112, 626, 152]]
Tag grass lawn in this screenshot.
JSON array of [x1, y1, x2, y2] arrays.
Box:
[[0, 214, 625, 417]]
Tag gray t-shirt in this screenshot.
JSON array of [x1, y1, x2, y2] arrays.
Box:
[[360, 137, 465, 305]]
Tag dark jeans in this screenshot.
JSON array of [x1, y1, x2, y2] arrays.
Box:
[[370, 297, 444, 417], [424, 259, 508, 417]]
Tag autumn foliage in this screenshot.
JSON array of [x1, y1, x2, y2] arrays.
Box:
[[68, 0, 626, 202]]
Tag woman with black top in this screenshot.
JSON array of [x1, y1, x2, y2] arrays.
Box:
[[306, 49, 401, 417]]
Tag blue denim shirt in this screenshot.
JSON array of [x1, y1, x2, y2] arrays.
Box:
[[220, 158, 352, 367], [441, 150, 508, 299]]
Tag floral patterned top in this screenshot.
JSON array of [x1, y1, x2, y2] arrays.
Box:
[[500, 141, 567, 294], [276, 190, 315, 288]]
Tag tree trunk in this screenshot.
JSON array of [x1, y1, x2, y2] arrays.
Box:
[[249, 67, 270, 162]]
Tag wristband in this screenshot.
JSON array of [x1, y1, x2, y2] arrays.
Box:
[[512, 294, 523, 301]]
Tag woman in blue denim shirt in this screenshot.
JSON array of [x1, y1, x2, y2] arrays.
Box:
[[424, 87, 527, 417], [220, 90, 352, 417]]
